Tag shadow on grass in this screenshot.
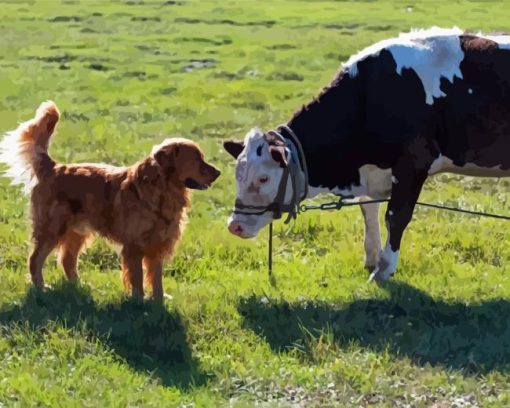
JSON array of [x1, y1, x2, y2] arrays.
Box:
[[239, 281, 510, 373], [0, 283, 208, 389]]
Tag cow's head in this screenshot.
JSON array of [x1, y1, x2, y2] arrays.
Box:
[[224, 128, 291, 238]]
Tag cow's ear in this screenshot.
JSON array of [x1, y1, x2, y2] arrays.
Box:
[[269, 145, 288, 168], [223, 140, 244, 159]]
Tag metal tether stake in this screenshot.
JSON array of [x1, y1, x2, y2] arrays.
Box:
[[268, 222, 273, 276]]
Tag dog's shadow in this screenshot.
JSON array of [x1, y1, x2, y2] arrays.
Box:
[[239, 281, 510, 372], [0, 284, 208, 388]]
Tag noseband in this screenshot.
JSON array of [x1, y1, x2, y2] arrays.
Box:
[[232, 125, 309, 224]]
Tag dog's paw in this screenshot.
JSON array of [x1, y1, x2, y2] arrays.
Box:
[[33, 283, 53, 291]]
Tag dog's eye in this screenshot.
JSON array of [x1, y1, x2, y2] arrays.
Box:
[[259, 176, 269, 184]]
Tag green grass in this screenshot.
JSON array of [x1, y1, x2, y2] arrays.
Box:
[[1, 0, 510, 406]]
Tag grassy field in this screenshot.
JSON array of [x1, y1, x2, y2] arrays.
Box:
[[1, 0, 510, 406]]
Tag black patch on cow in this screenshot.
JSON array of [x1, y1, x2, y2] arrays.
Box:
[[287, 48, 438, 191], [256, 145, 263, 156], [436, 34, 510, 170]]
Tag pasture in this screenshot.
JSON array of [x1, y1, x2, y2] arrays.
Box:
[[1, 0, 510, 406]]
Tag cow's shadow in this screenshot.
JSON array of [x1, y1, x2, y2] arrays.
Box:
[[0, 284, 208, 388], [238, 281, 510, 372]]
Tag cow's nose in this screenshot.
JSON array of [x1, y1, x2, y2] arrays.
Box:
[[212, 168, 221, 180], [228, 221, 244, 236]]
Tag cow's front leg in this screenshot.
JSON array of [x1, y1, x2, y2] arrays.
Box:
[[369, 166, 428, 283], [360, 199, 382, 272]]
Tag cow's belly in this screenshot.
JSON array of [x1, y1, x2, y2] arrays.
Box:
[[428, 154, 510, 177], [307, 165, 392, 199], [359, 165, 392, 197]]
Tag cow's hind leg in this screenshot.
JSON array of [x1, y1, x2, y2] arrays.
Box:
[[369, 159, 428, 283], [360, 199, 381, 272]]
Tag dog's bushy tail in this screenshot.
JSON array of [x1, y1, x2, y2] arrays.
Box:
[[0, 101, 60, 194]]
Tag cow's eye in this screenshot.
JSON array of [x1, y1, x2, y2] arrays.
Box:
[[259, 176, 269, 184]]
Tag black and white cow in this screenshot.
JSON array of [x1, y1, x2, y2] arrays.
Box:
[[224, 27, 510, 282]]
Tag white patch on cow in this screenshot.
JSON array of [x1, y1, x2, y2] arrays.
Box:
[[391, 175, 398, 184], [468, 88, 473, 94], [428, 154, 510, 177], [369, 242, 399, 282], [428, 154, 447, 175], [307, 165, 392, 199], [476, 33, 510, 50], [345, 27, 464, 105], [361, 165, 392, 197], [228, 128, 295, 238]]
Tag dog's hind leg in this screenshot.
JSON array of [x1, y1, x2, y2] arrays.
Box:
[[121, 245, 144, 299], [29, 236, 58, 288], [143, 256, 164, 303], [57, 230, 87, 282]]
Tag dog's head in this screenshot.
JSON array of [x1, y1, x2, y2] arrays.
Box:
[[152, 138, 220, 189]]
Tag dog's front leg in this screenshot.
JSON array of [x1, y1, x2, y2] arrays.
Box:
[[143, 256, 164, 303], [121, 245, 144, 299]]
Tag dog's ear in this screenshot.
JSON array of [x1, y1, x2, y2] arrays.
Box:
[[223, 140, 244, 159], [269, 144, 288, 168], [136, 158, 161, 184], [154, 145, 180, 170]]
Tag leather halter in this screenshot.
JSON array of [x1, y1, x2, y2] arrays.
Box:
[[232, 125, 308, 224]]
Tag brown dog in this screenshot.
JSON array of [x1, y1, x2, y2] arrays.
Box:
[[0, 101, 220, 302]]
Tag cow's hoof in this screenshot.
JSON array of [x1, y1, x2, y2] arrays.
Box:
[[364, 264, 377, 274], [367, 255, 395, 284], [368, 269, 391, 285]]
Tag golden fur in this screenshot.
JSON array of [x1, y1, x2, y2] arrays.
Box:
[[1, 101, 220, 301]]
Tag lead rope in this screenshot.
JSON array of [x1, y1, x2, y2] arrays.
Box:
[[267, 198, 510, 277], [268, 222, 273, 277]]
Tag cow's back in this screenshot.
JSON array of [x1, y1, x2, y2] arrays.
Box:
[[438, 34, 510, 171], [346, 28, 510, 173]]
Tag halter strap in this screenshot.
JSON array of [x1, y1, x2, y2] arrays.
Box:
[[232, 125, 309, 223], [277, 124, 308, 201]]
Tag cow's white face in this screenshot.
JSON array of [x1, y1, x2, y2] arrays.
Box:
[[224, 128, 290, 238]]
